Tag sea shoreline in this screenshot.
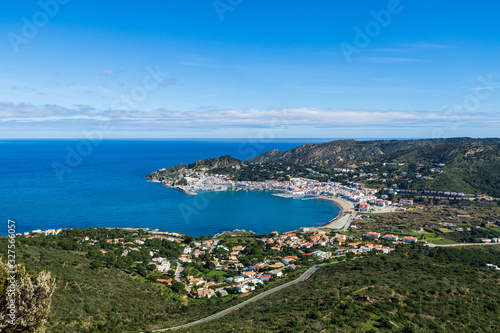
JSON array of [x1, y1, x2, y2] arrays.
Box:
[[307, 197, 354, 229], [150, 181, 355, 234], [148, 179, 198, 195]]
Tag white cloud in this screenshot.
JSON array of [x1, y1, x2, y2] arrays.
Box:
[[469, 86, 500, 91], [0, 102, 497, 131], [402, 42, 455, 50], [101, 70, 117, 76], [358, 57, 424, 64]]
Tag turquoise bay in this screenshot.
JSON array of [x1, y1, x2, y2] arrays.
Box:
[[0, 140, 340, 236]]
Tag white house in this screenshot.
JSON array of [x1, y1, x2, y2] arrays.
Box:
[[269, 269, 283, 278]]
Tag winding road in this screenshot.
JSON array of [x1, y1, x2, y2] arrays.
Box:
[[146, 263, 332, 332]]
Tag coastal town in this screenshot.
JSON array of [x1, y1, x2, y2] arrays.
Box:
[[22, 227, 400, 299], [24, 218, 500, 301], [19, 158, 498, 302], [149, 158, 497, 218]]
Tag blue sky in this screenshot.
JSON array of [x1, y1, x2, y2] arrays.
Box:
[[1, 0, 499, 138]]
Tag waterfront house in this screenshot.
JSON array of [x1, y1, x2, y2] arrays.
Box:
[[358, 202, 370, 212]]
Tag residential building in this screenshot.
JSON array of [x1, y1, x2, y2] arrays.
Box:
[[383, 234, 399, 241], [402, 236, 418, 243]]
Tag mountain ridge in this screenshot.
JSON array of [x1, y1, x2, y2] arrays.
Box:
[[148, 138, 500, 197]]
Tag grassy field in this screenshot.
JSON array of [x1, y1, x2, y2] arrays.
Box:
[[421, 233, 457, 245], [340, 230, 357, 236], [351, 206, 500, 243]]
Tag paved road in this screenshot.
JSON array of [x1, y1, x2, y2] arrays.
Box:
[[343, 211, 357, 231], [174, 263, 190, 292], [425, 242, 500, 248], [148, 263, 331, 332]]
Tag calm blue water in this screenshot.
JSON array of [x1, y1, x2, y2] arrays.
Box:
[[0, 140, 340, 237]]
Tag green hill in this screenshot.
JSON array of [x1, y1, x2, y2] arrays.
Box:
[[147, 155, 243, 185], [180, 246, 500, 333], [385, 140, 500, 196], [0, 236, 241, 333], [2, 236, 499, 332], [246, 138, 500, 196]]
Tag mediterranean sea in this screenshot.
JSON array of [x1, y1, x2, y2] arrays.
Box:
[[0, 140, 341, 237]]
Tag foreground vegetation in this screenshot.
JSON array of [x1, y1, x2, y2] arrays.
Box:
[[0, 238, 235, 332], [180, 245, 500, 332], [0, 233, 316, 332], [1, 231, 499, 332]]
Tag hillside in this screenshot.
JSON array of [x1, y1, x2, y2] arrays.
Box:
[[0, 235, 251, 333], [246, 138, 500, 196], [385, 140, 500, 196], [147, 155, 243, 185], [147, 138, 500, 197], [248, 138, 500, 165], [2, 232, 499, 332], [247, 139, 442, 165], [181, 246, 500, 332]]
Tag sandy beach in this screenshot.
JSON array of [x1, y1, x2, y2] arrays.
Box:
[[304, 197, 355, 230], [312, 196, 354, 212]]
